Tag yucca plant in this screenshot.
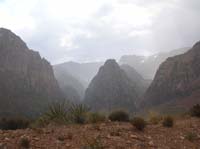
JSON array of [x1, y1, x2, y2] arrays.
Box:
[[44, 102, 69, 124], [69, 103, 89, 124]]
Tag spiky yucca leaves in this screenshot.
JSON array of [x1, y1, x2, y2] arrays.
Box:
[[43, 102, 69, 125], [69, 103, 89, 124]]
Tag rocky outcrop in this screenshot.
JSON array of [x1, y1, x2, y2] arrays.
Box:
[[84, 59, 139, 112], [0, 28, 63, 117], [143, 41, 200, 108]]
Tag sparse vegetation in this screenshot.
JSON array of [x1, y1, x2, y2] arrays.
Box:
[[69, 103, 89, 124], [57, 135, 65, 141], [44, 102, 69, 124], [185, 132, 197, 142], [108, 110, 129, 122], [87, 112, 106, 123], [19, 137, 30, 149], [162, 116, 174, 127], [190, 104, 200, 117], [148, 111, 162, 125], [131, 117, 146, 131], [0, 117, 30, 130], [83, 136, 104, 149]]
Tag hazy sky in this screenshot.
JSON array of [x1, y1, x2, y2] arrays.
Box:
[[0, 0, 200, 64]]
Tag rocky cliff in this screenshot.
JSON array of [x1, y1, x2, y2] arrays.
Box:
[[84, 59, 139, 112], [143, 41, 200, 109], [0, 28, 63, 117]]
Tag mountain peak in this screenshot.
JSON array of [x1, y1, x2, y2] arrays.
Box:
[[84, 59, 139, 112]]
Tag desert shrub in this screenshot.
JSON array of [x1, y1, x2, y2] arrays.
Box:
[[69, 103, 89, 124], [108, 110, 129, 122], [131, 117, 146, 131], [185, 132, 197, 142], [0, 117, 30, 130], [57, 135, 65, 141], [190, 104, 200, 117], [83, 136, 104, 149], [148, 111, 162, 125], [162, 116, 174, 127], [44, 102, 69, 124], [19, 137, 30, 148], [87, 112, 106, 123]]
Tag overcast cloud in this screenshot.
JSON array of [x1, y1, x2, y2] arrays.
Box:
[[0, 0, 200, 64]]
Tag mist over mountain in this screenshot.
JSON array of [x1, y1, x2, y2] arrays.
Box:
[[121, 64, 151, 98], [120, 48, 189, 79], [53, 66, 85, 102], [54, 61, 103, 88], [84, 59, 141, 112], [0, 28, 63, 117], [143, 41, 200, 111]]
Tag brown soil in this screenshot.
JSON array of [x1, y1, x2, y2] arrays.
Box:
[[0, 117, 200, 149]]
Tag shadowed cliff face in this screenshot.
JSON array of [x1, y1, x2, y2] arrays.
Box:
[[84, 59, 140, 112], [0, 28, 63, 117], [143, 41, 200, 108]]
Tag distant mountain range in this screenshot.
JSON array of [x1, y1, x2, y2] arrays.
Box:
[[119, 48, 190, 79], [0, 27, 198, 117]]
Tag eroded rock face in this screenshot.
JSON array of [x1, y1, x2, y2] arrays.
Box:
[[84, 59, 139, 112], [0, 28, 63, 117], [143, 41, 200, 108]]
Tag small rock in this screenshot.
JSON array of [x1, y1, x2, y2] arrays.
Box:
[[180, 136, 184, 140], [33, 137, 40, 141], [126, 140, 132, 144], [148, 141, 154, 147], [65, 143, 71, 147], [4, 138, 9, 141], [130, 134, 138, 139]]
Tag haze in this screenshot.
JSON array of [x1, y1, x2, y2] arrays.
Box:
[[0, 0, 200, 64]]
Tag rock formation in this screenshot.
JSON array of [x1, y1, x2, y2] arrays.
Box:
[[84, 59, 139, 112], [143, 41, 200, 109], [0, 28, 63, 117]]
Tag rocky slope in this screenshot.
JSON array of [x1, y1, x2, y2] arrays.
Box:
[[84, 59, 139, 112], [120, 48, 189, 79], [0, 28, 63, 117], [143, 41, 200, 109], [0, 117, 199, 149]]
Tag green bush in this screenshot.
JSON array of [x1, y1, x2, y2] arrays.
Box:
[[19, 137, 30, 148], [190, 104, 200, 117], [185, 132, 197, 142], [148, 111, 162, 125], [162, 116, 174, 127], [131, 117, 146, 131], [0, 117, 30, 130], [108, 110, 129, 122], [69, 103, 89, 124], [87, 113, 106, 123], [44, 102, 69, 124], [33, 102, 90, 126]]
